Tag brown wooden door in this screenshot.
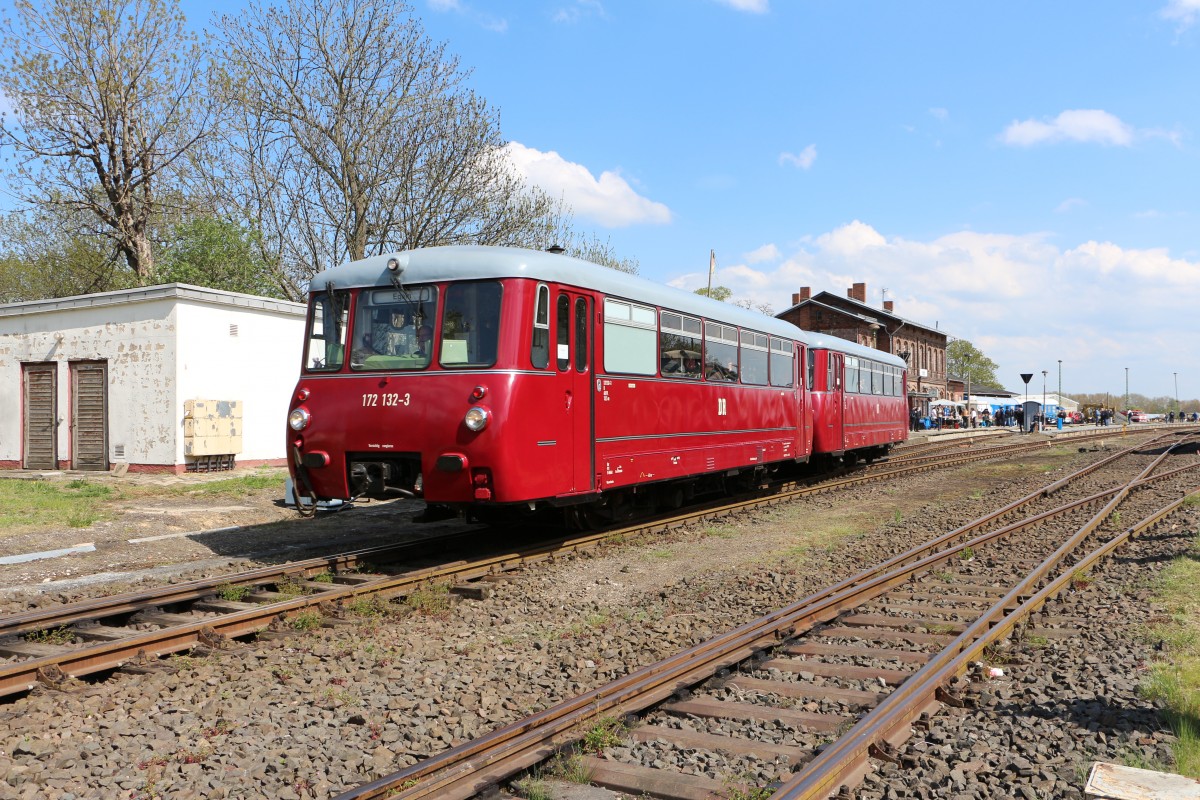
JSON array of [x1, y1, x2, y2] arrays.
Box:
[[22, 363, 57, 470], [70, 361, 109, 471]]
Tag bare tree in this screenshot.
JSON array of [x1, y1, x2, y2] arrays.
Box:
[[204, 0, 564, 293], [0, 0, 214, 281]]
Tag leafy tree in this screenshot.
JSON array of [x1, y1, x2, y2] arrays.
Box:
[[553, 228, 639, 275], [0, 0, 216, 281], [154, 216, 289, 298], [695, 286, 733, 302], [0, 208, 136, 302], [694, 286, 772, 315], [203, 0, 568, 295], [946, 339, 999, 388]]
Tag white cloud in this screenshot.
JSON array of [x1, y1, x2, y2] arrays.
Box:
[[1060, 240, 1200, 284], [554, 0, 606, 23], [743, 243, 780, 264], [427, 0, 507, 31], [1055, 198, 1087, 213], [1161, 0, 1200, 26], [779, 144, 817, 170], [1000, 109, 1135, 147], [929, 107, 949, 122], [666, 221, 1200, 396], [714, 0, 769, 12], [504, 142, 672, 228]]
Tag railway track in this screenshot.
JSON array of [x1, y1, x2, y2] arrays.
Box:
[[0, 428, 1188, 704], [331, 431, 1200, 800]]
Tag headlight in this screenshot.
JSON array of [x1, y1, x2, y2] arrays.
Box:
[[289, 408, 311, 431], [464, 406, 490, 432]]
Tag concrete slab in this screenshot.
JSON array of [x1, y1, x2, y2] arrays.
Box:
[[1086, 762, 1200, 799]]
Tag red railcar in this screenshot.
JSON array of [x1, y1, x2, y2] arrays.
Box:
[[805, 333, 909, 464], [286, 246, 905, 520]]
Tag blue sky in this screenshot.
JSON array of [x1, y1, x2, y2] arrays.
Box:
[[411, 0, 1200, 401], [9, 0, 1195, 400]]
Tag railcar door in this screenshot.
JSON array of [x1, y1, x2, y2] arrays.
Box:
[[827, 352, 845, 452], [552, 291, 594, 494]]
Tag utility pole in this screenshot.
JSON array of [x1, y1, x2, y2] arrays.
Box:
[[1057, 359, 1062, 405]]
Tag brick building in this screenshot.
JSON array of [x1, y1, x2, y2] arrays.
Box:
[[777, 282, 949, 407]]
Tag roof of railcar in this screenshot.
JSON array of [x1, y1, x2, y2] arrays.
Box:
[[310, 246, 907, 369], [309, 245, 806, 342], [804, 331, 908, 368]]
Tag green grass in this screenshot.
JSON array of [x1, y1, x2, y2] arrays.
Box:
[[0, 478, 115, 533], [290, 610, 324, 631], [404, 582, 453, 616], [147, 469, 284, 498], [0, 468, 286, 537], [216, 583, 251, 602], [1139, 529, 1200, 779], [581, 716, 626, 754]]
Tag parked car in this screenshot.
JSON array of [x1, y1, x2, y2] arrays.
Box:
[[1129, 411, 1148, 422]]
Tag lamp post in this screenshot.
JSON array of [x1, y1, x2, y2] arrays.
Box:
[[1175, 372, 1179, 421], [1125, 367, 1129, 420], [1057, 359, 1062, 407], [1042, 370, 1048, 431]]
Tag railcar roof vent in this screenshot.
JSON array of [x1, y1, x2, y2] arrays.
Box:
[[546, 245, 565, 254]]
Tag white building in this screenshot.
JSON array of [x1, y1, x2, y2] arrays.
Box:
[[0, 284, 306, 473]]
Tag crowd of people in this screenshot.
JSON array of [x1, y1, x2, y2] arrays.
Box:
[[910, 404, 1198, 433]]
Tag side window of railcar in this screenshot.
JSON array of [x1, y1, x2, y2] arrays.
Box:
[[574, 298, 589, 373], [704, 322, 739, 382], [769, 338, 794, 388], [659, 311, 702, 379], [349, 286, 437, 371], [739, 331, 769, 386], [806, 349, 816, 390], [531, 284, 550, 369], [603, 298, 657, 376], [845, 356, 859, 394], [826, 355, 837, 391], [441, 281, 501, 368], [304, 290, 349, 372]]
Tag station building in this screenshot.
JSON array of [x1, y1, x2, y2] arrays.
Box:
[[777, 282, 949, 408], [0, 284, 305, 473]]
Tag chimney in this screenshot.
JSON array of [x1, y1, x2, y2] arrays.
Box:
[[883, 300, 894, 313], [848, 282, 866, 303], [792, 287, 811, 305]]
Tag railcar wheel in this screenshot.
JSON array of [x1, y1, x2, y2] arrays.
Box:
[[657, 486, 685, 512]]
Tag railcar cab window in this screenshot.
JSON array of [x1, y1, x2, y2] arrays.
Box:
[[531, 284, 550, 369], [659, 310, 702, 378], [704, 322, 738, 382], [441, 282, 501, 368], [739, 331, 769, 386], [304, 290, 349, 371], [603, 298, 657, 376], [769, 338, 794, 388], [349, 286, 438, 371]]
